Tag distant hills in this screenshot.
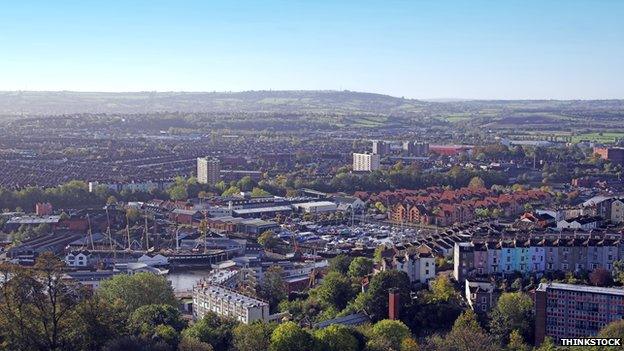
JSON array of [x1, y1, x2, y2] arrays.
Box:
[[0, 90, 432, 116], [1, 90, 623, 130]]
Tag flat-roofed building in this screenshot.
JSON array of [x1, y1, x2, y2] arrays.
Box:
[[353, 152, 380, 172], [197, 157, 221, 185], [535, 282, 624, 345], [192, 283, 269, 324], [293, 201, 338, 213]]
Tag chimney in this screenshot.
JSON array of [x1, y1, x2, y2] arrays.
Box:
[[388, 288, 400, 320]]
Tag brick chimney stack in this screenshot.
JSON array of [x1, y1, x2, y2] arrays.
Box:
[[388, 288, 400, 320]]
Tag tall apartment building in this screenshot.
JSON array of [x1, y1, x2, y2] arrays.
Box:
[[193, 283, 269, 324], [535, 283, 624, 344], [402, 141, 429, 156], [372, 140, 390, 156], [353, 152, 380, 172], [197, 157, 221, 185]]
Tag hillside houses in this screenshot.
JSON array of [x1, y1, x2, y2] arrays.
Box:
[[373, 187, 552, 226], [453, 234, 622, 282]]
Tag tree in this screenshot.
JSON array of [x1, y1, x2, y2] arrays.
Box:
[[128, 304, 187, 337], [367, 319, 412, 351], [314, 324, 359, 351], [506, 329, 529, 351], [232, 322, 275, 351], [348, 257, 374, 278], [614, 260, 624, 285], [400, 338, 420, 351], [374, 245, 386, 264], [429, 310, 497, 351], [237, 176, 255, 192], [106, 195, 118, 205], [126, 207, 141, 224], [68, 294, 126, 351], [178, 336, 214, 351], [168, 184, 188, 201], [353, 270, 411, 321], [328, 254, 353, 275], [598, 319, 624, 339], [315, 271, 355, 310], [257, 230, 280, 250], [429, 275, 455, 302], [489, 292, 534, 345], [182, 312, 237, 351], [589, 267, 613, 287], [222, 186, 242, 197], [468, 176, 485, 189], [98, 272, 177, 315], [251, 187, 271, 197], [152, 324, 179, 347], [269, 321, 314, 351], [375, 202, 387, 213], [534, 337, 557, 351], [0, 253, 87, 351], [258, 266, 287, 310]]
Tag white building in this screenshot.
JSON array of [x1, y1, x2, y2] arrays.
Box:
[[193, 283, 270, 324], [137, 253, 169, 267], [353, 153, 380, 172], [556, 216, 601, 231], [293, 201, 338, 213], [382, 246, 435, 284], [197, 157, 221, 185], [65, 250, 91, 267]]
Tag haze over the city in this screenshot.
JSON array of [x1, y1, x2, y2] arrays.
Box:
[[1, 0, 623, 99]]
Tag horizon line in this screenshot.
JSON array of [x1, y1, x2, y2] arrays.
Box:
[[0, 89, 622, 101]]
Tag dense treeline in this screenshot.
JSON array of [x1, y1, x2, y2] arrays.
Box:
[[2, 254, 622, 351], [261, 164, 509, 195]]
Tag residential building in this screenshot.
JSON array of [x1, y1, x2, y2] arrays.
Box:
[[353, 152, 380, 172], [535, 283, 624, 345], [65, 250, 91, 267], [197, 157, 221, 185], [593, 146, 624, 165], [465, 279, 497, 314], [35, 202, 53, 216], [372, 140, 390, 156], [402, 141, 429, 156], [454, 242, 474, 282], [383, 245, 435, 284], [556, 215, 602, 230], [453, 235, 621, 282], [63, 270, 119, 290], [192, 283, 270, 324]]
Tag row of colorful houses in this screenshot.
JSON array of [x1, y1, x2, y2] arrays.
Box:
[[453, 235, 623, 282]]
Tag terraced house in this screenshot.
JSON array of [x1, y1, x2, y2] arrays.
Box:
[[453, 234, 622, 282], [387, 187, 552, 227]]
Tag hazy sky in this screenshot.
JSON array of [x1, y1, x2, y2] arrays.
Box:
[[1, 0, 622, 99]]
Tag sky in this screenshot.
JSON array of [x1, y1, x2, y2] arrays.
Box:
[[0, 0, 622, 99]]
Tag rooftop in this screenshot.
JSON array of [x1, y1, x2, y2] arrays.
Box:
[[233, 205, 292, 215], [194, 284, 268, 308], [537, 282, 624, 296]]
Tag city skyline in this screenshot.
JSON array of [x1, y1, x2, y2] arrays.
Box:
[[1, 0, 623, 99]]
